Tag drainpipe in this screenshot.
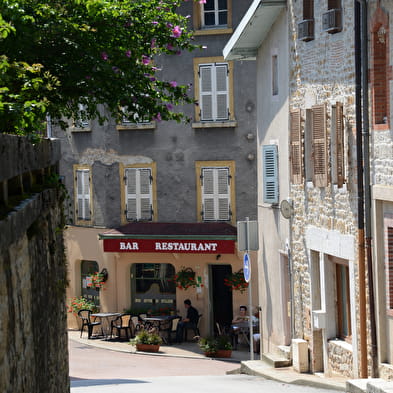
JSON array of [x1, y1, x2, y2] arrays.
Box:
[[354, 0, 368, 379], [360, 0, 378, 378]]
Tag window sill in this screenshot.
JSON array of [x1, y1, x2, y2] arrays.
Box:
[[192, 120, 237, 129], [193, 28, 233, 36], [75, 219, 93, 226], [373, 123, 389, 131], [69, 127, 92, 132], [116, 122, 156, 131], [328, 338, 353, 351]]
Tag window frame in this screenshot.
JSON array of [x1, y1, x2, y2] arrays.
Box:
[[120, 163, 157, 224], [116, 106, 156, 131], [193, 57, 235, 126], [74, 165, 93, 225], [193, 0, 232, 35], [331, 102, 345, 188], [336, 263, 352, 342], [311, 104, 328, 187], [195, 161, 235, 225], [70, 103, 91, 132], [290, 109, 303, 185]]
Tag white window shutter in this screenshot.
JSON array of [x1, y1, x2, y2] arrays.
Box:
[[139, 169, 152, 220], [262, 145, 279, 204], [200, 65, 213, 121], [215, 64, 229, 120], [76, 169, 91, 220], [125, 168, 152, 221], [202, 167, 230, 221]]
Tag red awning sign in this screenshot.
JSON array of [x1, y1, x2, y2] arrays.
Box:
[[103, 238, 235, 254]]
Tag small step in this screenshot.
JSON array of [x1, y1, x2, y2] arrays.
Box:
[[262, 352, 292, 368]]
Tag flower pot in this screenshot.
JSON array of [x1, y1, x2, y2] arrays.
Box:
[[204, 351, 217, 357], [216, 349, 232, 358], [136, 344, 160, 353]]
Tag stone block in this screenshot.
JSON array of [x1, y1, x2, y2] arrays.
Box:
[[367, 379, 393, 393], [292, 338, 309, 373]]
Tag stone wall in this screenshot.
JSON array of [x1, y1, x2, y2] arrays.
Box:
[[0, 134, 69, 393]]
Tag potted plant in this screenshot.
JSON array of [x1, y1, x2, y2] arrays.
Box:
[[198, 335, 233, 358], [86, 271, 107, 290], [173, 266, 199, 290], [68, 296, 98, 329], [215, 335, 233, 358], [130, 329, 163, 353]]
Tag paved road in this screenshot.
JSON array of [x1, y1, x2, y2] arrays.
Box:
[[69, 339, 341, 393]]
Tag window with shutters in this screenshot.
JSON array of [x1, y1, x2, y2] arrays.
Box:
[[311, 104, 328, 187], [193, 57, 235, 126], [371, 13, 390, 129], [331, 103, 345, 188], [122, 165, 156, 222], [298, 0, 314, 41], [196, 161, 235, 224], [262, 145, 279, 204], [74, 165, 93, 224], [193, 0, 232, 35], [290, 109, 303, 184]]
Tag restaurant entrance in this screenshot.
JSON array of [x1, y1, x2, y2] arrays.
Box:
[[210, 264, 233, 333]]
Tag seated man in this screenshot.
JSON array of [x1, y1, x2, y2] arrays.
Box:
[[175, 299, 199, 343]]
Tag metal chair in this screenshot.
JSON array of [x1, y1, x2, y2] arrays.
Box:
[[110, 313, 134, 340], [184, 314, 202, 341], [78, 309, 101, 339]]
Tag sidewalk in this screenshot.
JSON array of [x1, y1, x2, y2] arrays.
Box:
[[68, 330, 346, 391]]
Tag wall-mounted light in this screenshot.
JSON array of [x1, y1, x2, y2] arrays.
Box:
[[247, 153, 255, 161], [100, 268, 109, 282]]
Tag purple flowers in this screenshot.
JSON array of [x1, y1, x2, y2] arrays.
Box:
[[171, 26, 182, 38], [153, 112, 162, 122], [166, 103, 174, 111], [101, 52, 108, 61], [125, 50, 131, 58], [142, 55, 151, 65], [169, 81, 177, 88]]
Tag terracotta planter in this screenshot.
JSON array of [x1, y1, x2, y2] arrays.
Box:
[[204, 351, 217, 357], [216, 349, 232, 358], [136, 343, 160, 353]]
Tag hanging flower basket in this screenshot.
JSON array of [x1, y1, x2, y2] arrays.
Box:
[[87, 271, 106, 290], [224, 270, 249, 294], [172, 266, 202, 290]]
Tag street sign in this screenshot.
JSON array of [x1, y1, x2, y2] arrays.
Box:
[[243, 253, 251, 283], [237, 220, 259, 251]]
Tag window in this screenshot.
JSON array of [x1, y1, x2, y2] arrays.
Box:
[[312, 104, 328, 187], [81, 260, 100, 307], [272, 54, 278, 96], [131, 263, 176, 314], [193, 0, 232, 34], [117, 106, 156, 130], [262, 145, 279, 204], [372, 24, 389, 127], [196, 161, 235, 224], [331, 102, 345, 187], [290, 109, 303, 184], [122, 165, 156, 222], [336, 263, 351, 341], [71, 103, 91, 131], [298, 0, 314, 41], [193, 57, 235, 124], [74, 166, 92, 224]]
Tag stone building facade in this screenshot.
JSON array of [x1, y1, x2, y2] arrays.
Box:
[[368, 0, 393, 381], [287, 0, 365, 379], [0, 134, 69, 393]]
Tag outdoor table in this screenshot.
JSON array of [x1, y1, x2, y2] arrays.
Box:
[[141, 315, 180, 344], [91, 312, 122, 339], [231, 320, 259, 349]]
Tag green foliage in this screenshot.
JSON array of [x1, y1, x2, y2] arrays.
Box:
[[0, 0, 203, 136], [198, 335, 233, 354], [130, 329, 163, 346]]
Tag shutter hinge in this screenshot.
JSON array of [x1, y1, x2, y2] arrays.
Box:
[[200, 173, 203, 185], [149, 175, 153, 183]]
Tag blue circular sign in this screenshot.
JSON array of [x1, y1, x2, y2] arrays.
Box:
[[243, 253, 251, 283]]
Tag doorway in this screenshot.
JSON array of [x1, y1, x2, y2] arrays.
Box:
[[210, 264, 233, 333]]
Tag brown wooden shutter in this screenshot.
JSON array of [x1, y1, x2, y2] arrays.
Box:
[[303, 0, 314, 19], [328, 0, 340, 9], [290, 109, 303, 184], [335, 102, 344, 188], [388, 227, 393, 309], [312, 104, 328, 187]]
